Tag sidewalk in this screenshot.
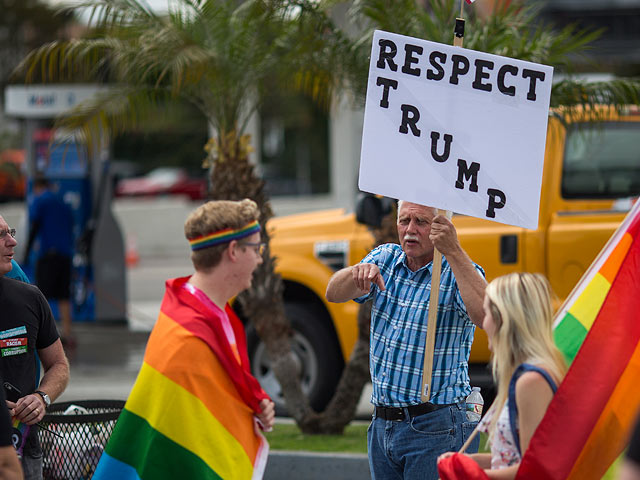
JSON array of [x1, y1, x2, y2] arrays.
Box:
[[265, 451, 369, 480], [59, 323, 148, 403]]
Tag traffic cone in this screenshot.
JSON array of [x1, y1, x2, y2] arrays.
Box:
[[126, 234, 140, 267]]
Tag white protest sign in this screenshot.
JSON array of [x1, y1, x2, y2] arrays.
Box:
[[359, 30, 554, 229]]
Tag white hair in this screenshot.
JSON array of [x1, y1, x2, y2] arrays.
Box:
[[396, 200, 436, 215]]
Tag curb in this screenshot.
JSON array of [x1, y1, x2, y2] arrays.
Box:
[[265, 451, 370, 480]]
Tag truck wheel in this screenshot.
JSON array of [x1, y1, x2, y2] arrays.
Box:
[[247, 303, 344, 414]]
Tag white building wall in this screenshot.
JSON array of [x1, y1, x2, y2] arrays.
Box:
[[329, 95, 364, 214]]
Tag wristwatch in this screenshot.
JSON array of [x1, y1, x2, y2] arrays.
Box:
[[35, 390, 51, 408]]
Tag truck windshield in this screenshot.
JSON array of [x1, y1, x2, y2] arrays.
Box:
[[562, 122, 640, 199]]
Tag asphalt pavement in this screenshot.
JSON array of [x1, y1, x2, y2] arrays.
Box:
[[59, 253, 375, 421], [56, 255, 188, 402]]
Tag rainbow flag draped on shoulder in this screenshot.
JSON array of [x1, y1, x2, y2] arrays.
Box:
[[517, 200, 640, 480], [94, 277, 270, 480]]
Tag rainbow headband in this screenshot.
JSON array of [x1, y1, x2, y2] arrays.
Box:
[[189, 220, 261, 251]]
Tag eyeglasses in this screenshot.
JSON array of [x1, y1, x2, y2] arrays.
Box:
[[241, 241, 266, 255], [0, 228, 16, 240]]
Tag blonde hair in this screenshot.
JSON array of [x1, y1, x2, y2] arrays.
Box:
[[184, 199, 259, 271], [485, 272, 567, 441]]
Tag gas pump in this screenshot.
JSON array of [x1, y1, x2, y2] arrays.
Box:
[[4, 84, 127, 323]]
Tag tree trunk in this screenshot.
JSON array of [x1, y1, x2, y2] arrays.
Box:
[[316, 300, 372, 433], [206, 132, 319, 426], [304, 202, 399, 433]]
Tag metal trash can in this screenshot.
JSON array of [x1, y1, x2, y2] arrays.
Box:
[[38, 400, 124, 480]]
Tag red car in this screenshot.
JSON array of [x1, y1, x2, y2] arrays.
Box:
[[0, 149, 26, 202], [115, 167, 207, 201]]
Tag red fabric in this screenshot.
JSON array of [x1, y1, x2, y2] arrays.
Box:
[[438, 453, 490, 480], [160, 277, 270, 413]]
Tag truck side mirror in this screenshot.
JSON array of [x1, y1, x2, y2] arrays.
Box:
[[356, 194, 394, 227]]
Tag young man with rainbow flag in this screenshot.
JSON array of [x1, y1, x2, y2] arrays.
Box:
[[94, 199, 275, 480]]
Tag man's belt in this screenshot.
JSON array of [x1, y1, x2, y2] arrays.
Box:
[[375, 402, 453, 421]]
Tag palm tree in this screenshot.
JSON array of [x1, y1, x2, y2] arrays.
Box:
[[347, 0, 640, 110], [16, 0, 362, 433]]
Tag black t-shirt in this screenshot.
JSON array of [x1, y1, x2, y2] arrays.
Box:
[[0, 277, 59, 455], [0, 383, 12, 447], [627, 415, 640, 465]]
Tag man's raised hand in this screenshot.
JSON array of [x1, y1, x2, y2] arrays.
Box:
[[429, 214, 460, 256], [352, 263, 386, 293]]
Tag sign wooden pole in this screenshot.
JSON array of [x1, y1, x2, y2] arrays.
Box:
[[420, 209, 453, 401], [420, 12, 466, 403]]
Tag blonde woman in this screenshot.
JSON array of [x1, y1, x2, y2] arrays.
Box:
[[438, 272, 567, 479]]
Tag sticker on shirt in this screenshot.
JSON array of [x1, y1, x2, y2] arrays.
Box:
[[0, 338, 27, 348], [0, 326, 27, 340], [2, 345, 27, 357]]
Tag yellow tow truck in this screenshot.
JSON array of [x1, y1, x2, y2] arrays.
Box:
[[247, 107, 640, 411]]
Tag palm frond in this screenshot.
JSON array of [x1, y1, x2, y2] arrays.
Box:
[[346, 0, 640, 111], [15, 37, 123, 83], [551, 78, 640, 112], [52, 86, 179, 152], [71, 0, 159, 29]]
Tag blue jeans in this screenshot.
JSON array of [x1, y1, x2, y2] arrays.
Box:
[[367, 402, 479, 480], [22, 452, 43, 480]]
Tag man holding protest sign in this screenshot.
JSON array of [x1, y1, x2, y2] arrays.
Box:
[[326, 200, 486, 479], [333, 22, 553, 478]]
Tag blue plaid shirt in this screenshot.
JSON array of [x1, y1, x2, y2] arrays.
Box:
[[355, 243, 485, 407]]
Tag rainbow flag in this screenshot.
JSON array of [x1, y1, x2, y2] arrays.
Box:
[[10, 419, 30, 459], [517, 200, 640, 480], [93, 277, 269, 480]]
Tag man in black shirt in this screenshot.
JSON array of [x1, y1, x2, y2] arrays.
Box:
[[0, 215, 69, 479]]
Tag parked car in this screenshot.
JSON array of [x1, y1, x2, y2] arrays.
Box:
[[115, 167, 207, 201], [0, 149, 26, 202], [110, 160, 143, 192]]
